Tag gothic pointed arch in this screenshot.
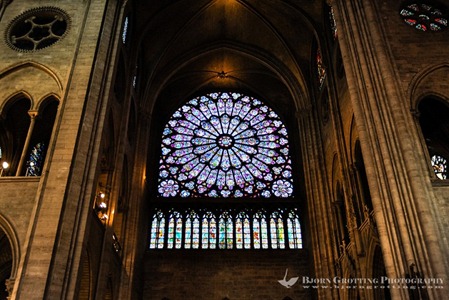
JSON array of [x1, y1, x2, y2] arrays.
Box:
[[417, 96, 449, 180], [0, 96, 31, 175], [0, 213, 20, 299]]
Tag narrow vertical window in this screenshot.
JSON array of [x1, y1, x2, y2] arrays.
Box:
[[185, 210, 199, 249], [270, 211, 285, 249], [236, 211, 250, 249], [167, 211, 182, 249], [201, 211, 216, 249], [219, 212, 233, 249], [287, 209, 302, 249], [253, 210, 269, 249], [25, 142, 45, 176], [317, 47, 326, 89], [122, 16, 129, 44], [150, 211, 165, 249]]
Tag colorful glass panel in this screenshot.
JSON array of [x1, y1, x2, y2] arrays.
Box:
[[167, 211, 182, 249], [149, 208, 300, 250], [158, 92, 293, 198], [219, 211, 233, 249], [287, 209, 302, 249], [235, 211, 251, 249], [270, 211, 285, 249], [316, 48, 326, 89], [25, 142, 46, 176], [185, 210, 200, 249], [400, 3, 448, 32], [149, 211, 165, 249], [431, 154, 448, 180], [201, 211, 216, 249]]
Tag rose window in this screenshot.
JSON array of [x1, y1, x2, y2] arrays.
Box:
[[400, 3, 448, 32], [157, 92, 294, 198], [6, 7, 70, 51]]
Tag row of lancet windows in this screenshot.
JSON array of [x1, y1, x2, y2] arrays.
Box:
[[0, 96, 58, 177], [149, 208, 302, 250]]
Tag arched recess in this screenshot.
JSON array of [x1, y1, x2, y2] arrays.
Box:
[[0, 62, 62, 103], [348, 116, 373, 226], [371, 246, 391, 300], [21, 96, 59, 176], [409, 64, 449, 107], [331, 154, 349, 255], [353, 141, 373, 214], [417, 96, 449, 180], [0, 96, 31, 176], [0, 213, 20, 299]]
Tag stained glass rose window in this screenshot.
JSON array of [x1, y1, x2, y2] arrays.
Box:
[[400, 3, 448, 32], [157, 92, 294, 198]]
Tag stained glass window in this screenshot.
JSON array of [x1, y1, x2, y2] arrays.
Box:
[[157, 92, 293, 198], [400, 3, 448, 32], [219, 211, 233, 249], [149, 211, 165, 249], [287, 209, 302, 249], [149, 208, 301, 250], [236, 211, 251, 249], [25, 142, 46, 176], [431, 154, 447, 180], [122, 16, 129, 43], [201, 211, 216, 249], [167, 211, 182, 249], [316, 48, 326, 89], [185, 210, 200, 249], [270, 211, 285, 249], [329, 5, 338, 40]]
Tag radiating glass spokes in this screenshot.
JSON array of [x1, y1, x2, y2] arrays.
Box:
[[158, 92, 294, 198]]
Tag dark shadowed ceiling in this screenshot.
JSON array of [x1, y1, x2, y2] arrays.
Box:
[[131, 0, 325, 120]]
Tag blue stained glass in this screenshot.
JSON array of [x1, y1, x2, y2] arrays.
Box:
[[25, 143, 46, 176], [149, 211, 165, 249], [157, 92, 294, 198]]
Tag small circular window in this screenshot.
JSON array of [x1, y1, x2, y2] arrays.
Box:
[[6, 7, 70, 51], [400, 2, 448, 31]]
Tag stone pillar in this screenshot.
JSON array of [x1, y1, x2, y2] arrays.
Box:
[[333, 0, 447, 299], [295, 108, 338, 300], [15, 111, 38, 176]]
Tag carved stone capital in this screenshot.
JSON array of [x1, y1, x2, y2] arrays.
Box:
[[5, 278, 15, 300]]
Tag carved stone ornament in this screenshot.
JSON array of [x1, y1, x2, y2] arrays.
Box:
[[5, 7, 70, 51]]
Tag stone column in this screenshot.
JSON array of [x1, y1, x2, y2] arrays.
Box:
[[333, 0, 447, 299], [15, 111, 38, 176]]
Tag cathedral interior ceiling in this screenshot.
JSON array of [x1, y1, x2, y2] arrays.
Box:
[[134, 0, 321, 117]]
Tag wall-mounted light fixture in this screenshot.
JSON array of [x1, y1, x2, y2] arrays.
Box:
[[0, 161, 9, 176]]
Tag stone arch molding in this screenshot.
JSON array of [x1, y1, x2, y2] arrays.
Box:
[[0, 62, 62, 109], [409, 63, 449, 109], [0, 213, 20, 279]]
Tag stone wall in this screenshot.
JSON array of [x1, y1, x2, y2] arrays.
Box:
[[144, 250, 312, 300]]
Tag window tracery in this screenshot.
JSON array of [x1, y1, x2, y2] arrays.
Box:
[[151, 92, 301, 250], [158, 92, 293, 198], [400, 2, 448, 32], [149, 208, 302, 250]]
